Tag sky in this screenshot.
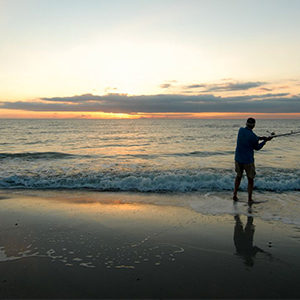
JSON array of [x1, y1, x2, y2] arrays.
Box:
[[0, 0, 300, 119]]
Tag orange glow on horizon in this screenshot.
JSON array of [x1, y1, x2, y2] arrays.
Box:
[[1, 109, 300, 119]]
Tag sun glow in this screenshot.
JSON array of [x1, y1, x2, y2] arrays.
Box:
[[1, 110, 300, 119]]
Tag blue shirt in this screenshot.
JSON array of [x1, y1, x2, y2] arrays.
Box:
[[235, 127, 265, 164]]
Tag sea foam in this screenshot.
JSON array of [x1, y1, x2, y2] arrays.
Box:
[[0, 170, 299, 192]]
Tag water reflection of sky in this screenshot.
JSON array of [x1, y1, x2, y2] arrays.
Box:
[[1, 191, 300, 271], [1, 191, 300, 300], [0, 191, 204, 268]]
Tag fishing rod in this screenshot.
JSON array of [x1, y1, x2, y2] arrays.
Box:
[[267, 130, 300, 138]]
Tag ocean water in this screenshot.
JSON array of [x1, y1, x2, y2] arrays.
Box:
[[1, 118, 300, 192]]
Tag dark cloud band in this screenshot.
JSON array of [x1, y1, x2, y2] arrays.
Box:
[[1, 92, 299, 114]]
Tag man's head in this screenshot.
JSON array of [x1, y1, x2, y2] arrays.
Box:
[[246, 117, 256, 129]]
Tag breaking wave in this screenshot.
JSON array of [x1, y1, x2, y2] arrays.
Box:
[[0, 170, 299, 192]]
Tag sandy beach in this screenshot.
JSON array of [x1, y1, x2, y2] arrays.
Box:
[[0, 190, 300, 299]]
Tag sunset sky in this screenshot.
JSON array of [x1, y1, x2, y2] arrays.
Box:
[[0, 0, 300, 119]]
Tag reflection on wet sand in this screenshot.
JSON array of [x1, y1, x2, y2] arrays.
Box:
[[0, 192, 188, 269], [233, 214, 272, 267]]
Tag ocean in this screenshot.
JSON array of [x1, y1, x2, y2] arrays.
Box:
[[1, 118, 300, 192]]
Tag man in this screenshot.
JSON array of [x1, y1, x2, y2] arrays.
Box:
[[233, 118, 272, 203]]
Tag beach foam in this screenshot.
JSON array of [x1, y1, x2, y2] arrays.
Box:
[[0, 170, 299, 192]]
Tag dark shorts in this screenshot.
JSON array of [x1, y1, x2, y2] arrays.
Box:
[[235, 161, 256, 179]]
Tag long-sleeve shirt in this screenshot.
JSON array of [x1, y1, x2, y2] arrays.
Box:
[[235, 127, 266, 164]]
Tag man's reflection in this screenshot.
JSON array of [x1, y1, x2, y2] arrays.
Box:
[[233, 214, 268, 267]]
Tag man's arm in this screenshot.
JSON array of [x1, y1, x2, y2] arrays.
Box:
[[253, 136, 273, 151], [258, 136, 273, 142], [254, 139, 266, 151], [254, 136, 273, 150]]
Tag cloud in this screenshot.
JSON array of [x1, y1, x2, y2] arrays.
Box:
[[105, 87, 118, 93], [41, 93, 105, 103], [159, 80, 178, 89], [75, 114, 92, 118], [277, 86, 290, 89], [185, 84, 207, 89], [159, 84, 172, 89], [1, 92, 300, 114], [203, 81, 267, 92], [181, 81, 268, 93], [259, 88, 273, 92]]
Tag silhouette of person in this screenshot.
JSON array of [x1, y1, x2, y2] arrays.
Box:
[[233, 214, 267, 267], [233, 117, 272, 203]]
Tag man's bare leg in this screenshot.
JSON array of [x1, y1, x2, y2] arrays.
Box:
[[233, 175, 242, 201], [247, 177, 254, 202]]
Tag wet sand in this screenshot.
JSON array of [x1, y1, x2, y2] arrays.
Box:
[[0, 190, 300, 299]]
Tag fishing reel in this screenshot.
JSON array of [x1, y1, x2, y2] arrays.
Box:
[[266, 129, 300, 138]]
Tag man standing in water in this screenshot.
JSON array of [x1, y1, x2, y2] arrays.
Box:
[[233, 118, 272, 203]]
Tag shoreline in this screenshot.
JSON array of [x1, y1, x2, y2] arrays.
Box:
[[0, 190, 300, 299]]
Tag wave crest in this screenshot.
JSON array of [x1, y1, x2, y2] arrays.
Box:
[[0, 171, 299, 192]]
